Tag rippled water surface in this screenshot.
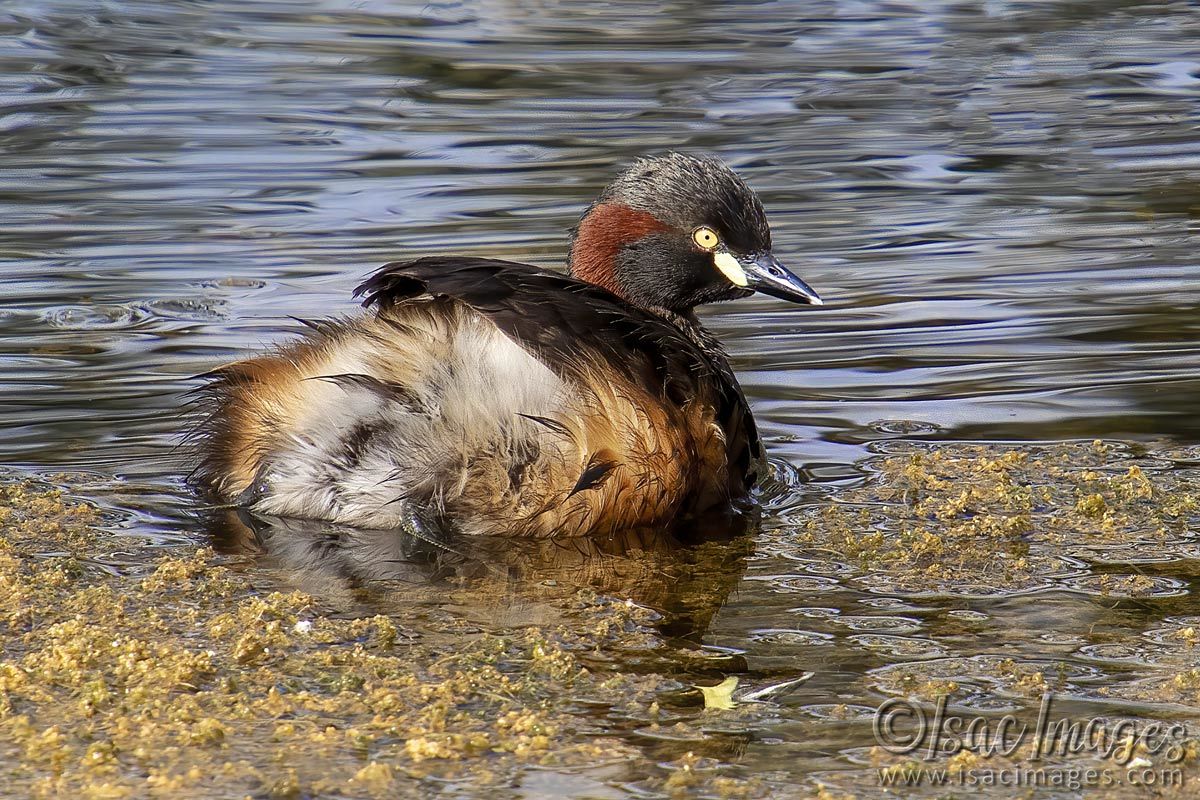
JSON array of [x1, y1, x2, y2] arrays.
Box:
[[2, 0, 1199, 796]]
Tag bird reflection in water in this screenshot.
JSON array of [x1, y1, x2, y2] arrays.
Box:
[[207, 508, 757, 646]]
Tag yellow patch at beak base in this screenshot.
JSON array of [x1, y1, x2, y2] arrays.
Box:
[[713, 252, 749, 287]]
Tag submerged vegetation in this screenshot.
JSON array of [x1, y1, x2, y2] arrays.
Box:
[[3, 440, 1200, 797]]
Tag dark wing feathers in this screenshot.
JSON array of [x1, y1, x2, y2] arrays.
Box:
[[356, 257, 681, 391], [354, 256, 763, 484], [516, 413, 574, 440], [568, 457, 618, 498]]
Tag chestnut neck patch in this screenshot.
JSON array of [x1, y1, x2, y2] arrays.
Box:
[[569, 203, 667, 298]]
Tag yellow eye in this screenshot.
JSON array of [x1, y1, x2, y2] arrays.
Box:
[[692, 226, 720, 250]]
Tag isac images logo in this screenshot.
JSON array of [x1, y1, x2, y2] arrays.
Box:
[[872, 693, 1189, 790]]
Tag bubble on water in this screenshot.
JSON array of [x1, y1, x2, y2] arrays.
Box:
[[140, 297, 229, 321], [1058, 574, 1187, 599], [833, 615, 923, 633], [848, 633, 949, 658], [868, 419, 946, 436], [857, 596, 919, 610], [797, 703, 877, 721], [867, 439, 929, 455], [749, 628, 835, 646], [1158, 445, 1200, 464], [1075, 643, 1160, 664], [752, 575, 842, 594], [41, 304, 151, 330], [788, 606, 842, 619]]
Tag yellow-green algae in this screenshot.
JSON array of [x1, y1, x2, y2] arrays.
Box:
[[0, 480, 774, 799], [772, 440, 1200, 597]]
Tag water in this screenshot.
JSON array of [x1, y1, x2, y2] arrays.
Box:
[[2, 0, 1199, 795]]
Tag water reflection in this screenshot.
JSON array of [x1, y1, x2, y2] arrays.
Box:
[[211, 508, 755, 644]]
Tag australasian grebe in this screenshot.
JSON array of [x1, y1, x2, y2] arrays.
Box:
[[191, 153, 822, 538]]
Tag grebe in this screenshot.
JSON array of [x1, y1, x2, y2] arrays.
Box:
[[192, 153, 821, 538]]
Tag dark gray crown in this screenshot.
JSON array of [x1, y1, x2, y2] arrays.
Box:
[[595, 152, 771, 253]]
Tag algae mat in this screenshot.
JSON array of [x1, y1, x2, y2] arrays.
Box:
[[3, 441, 1200, 798]]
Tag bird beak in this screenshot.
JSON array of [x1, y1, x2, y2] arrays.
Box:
[[740, 252, 823, 306]]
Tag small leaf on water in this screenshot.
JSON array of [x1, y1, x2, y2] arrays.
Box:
[[697, 676, 739, 710]]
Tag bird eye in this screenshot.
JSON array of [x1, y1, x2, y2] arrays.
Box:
[[691, 226, 720, 250]]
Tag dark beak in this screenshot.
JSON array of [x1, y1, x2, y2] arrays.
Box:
[[742, 252, 823, 305]]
